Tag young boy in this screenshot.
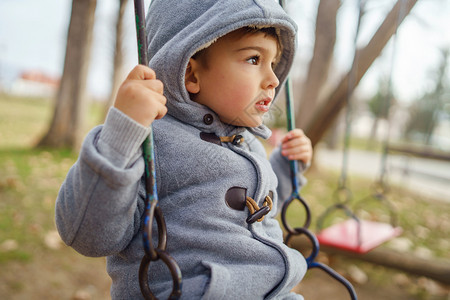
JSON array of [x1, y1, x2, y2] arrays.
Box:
[[56, 0, 313, 299]]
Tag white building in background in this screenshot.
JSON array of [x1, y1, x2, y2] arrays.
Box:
[[7, 70, 59, 98], [432, 115, 450, 150]]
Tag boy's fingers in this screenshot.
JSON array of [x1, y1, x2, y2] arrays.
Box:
[[286, 129, 304, 138], [283, 148, 312, 163], [127, 65, 164, 94], [282, 129, 305, 143], [282, 145, 310, 156], [127, 65, 157, 81], [137, 88, 167, 109], [282, 138, 300, 149], [154, 103, 168, 120], [282, 137, 310, 150], [141, 78, 164, 94], [149, 91, 167, 107]]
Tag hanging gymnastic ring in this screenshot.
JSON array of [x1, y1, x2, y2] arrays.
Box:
[[139, 249, 183, 300], [143, 199, 168, 261], [281, 194, 312, 235], [284, 227, 319, 266], [284, 228, 357, 300]]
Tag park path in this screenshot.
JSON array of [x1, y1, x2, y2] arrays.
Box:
[[314, 147, 450, 203]]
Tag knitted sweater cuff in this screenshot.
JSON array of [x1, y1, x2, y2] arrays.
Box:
[[98, 107, 151, 168]]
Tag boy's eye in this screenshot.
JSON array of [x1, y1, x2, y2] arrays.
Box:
[[246, 55, 260, 65]]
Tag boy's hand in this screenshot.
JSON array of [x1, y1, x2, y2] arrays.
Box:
[[280, 129, 312, 165], [114, 65, 167, 127]]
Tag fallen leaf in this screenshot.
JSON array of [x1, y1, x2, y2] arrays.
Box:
[[44, 230, 63, 250], [1, 239, 19, 252]]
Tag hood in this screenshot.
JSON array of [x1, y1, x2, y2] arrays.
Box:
[[146, 0, 297, 138]]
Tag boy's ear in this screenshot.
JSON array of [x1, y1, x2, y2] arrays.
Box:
[[185, 58, 200, 94]]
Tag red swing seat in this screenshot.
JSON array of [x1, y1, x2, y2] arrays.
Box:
[[316, 219, 402, 254]]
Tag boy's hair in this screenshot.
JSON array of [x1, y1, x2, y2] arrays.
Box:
[[240, 26, 279, 40], [242, 26, 279, 39], [192, 26, 281, 62]]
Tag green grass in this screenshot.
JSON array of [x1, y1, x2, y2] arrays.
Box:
[[0, 94, 112, 299], [0, 94, 99, 265], [0, 94, 448, 299], [0, 95, 51, 148], [0, 95, 76, 264]]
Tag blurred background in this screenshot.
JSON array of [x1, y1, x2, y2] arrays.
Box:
[[0, 0, 449, 299]]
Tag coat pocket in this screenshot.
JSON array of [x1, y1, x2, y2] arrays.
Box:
[[201, 261, 231, 300]]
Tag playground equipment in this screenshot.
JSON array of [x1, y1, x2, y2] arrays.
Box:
[[133, 1, 182, 299], [315, 0, 404, 254], [280, 68, 357, 300]]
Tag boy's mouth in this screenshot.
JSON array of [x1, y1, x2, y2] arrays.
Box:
[[255, 97, 272, 112]]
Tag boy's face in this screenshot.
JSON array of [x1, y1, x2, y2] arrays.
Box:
[[186, 30, 280, 127]]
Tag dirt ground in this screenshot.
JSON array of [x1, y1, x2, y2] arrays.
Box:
[[1, 244, 449, 300], [296, 270, 448, 300]]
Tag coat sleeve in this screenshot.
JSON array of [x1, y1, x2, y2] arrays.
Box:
[[269, 147, 308, 213], [55, 108, 151, 257]]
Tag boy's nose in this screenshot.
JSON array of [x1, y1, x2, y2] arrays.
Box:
[[263, 68, 280, 90]]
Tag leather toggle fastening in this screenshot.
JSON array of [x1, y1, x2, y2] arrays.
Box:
[[200, 133, 244, 146], [200, 132, 222, 145], [220, 134, 244, 145], [246, 196, 273, 224], [225, 188, 274, 224]]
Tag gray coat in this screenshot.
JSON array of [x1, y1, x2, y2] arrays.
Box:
[[56, 0, 307, 298]]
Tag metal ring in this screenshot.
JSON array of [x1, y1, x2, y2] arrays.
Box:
[[139, 250, 183, 300], [332, 186, 353, 205], [284, 227, 319, 266], [143, 199, 168, 260], [281, 194, 312, 235]]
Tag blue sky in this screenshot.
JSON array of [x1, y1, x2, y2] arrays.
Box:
[[0, 0, 449, 101]]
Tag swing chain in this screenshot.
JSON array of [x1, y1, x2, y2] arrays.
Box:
[[373, 179, 389, 198], [134, 1, 182, 299], [138, 126, 182, 300], [139, 168, 183, 297], [334, 185, 353, 205]]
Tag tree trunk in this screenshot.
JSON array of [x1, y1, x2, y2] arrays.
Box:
[[37, 0, 97, 149], [367, 117, 379, 149], [296, 0, 340, 129], [305, 0, 418, 147], [102, 0, 128, 122], [290, 238, 450, 285]]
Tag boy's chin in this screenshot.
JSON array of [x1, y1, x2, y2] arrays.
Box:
[[222, 115, 264, 128], [230, 120, 263, 128]]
